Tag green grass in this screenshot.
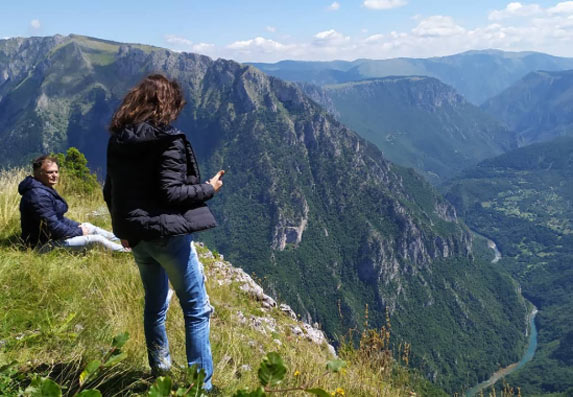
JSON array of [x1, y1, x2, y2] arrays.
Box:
[[0, 169, 430, 396]]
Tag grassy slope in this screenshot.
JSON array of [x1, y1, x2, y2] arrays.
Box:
[[0, 169, 440, 396]]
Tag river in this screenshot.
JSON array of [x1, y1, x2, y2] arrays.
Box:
[[465, 239, 538, 396]]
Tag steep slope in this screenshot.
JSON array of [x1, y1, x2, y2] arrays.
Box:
[[1, 169, 443, 396], [302, 77, 515, 184], [445, 137, 573, 395], [482, 70, 573, 145], [250, 50, 573, 105], [0, 35, 527, 391]]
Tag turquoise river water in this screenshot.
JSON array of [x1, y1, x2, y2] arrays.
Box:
[[465, 307, 538, 396]]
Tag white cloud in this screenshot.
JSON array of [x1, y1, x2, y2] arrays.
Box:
[[228, 37, 289, 51], [313, 29, 350, 46], [223, 36, 303, 62], [213, 2, 573, 62], [328, 2, 341, 11], [164, 35, 216, 56], [266, 26, 277, 33], [365, 33, 385, 43], [548, 1, 573, 15], [192, 43, 215, 53], [30, 19, 41, 30], [363, 0, 407, 10], [165, 34, 194, 47], [489, 2, 543, 20], [412, 16, 465, 37]]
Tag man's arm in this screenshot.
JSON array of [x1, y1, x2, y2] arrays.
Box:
[[62, 216, 80, 229]]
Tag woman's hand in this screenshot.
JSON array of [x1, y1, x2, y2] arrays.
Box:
[[208, 170, 225, 192]]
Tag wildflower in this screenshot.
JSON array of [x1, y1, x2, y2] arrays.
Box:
[[294, 370, 301, 377], [332, 387, 345, 396]]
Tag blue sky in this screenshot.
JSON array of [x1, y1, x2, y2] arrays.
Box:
[[2, 1, 573, 62]]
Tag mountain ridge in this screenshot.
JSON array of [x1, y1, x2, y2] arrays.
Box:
[[250, 50, 573, 105], [481, 69, 573, 145], [301, 76, 515, 184]]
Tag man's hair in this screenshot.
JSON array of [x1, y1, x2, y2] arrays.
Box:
[[109, 74, 186, 133], [32, 155, 58, 173]]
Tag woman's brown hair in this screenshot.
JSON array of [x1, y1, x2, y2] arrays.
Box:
[[109, 74, 186, 133]]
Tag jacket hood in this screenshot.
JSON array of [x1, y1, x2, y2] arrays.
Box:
[[18, 175, 55, 196], [112, 122, 183, 145]]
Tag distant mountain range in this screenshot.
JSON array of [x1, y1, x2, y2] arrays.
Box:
[[250, 50, 573, 105], [0, 34, 528, 391], [301, 77, 515, 184], [482, 70, 573, 145], [445, 136, 573, 395]]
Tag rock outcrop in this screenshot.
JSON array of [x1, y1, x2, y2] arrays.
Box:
[[197, 242, 336, 357]]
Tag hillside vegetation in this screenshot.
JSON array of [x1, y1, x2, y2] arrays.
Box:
[[0, 165, 447, 396], [445, 136, 573, 395], [481, 70, 573, 145], [302, 77, 514, 184]]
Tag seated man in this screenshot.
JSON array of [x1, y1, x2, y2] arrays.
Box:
[[19, 155, 128, 252]]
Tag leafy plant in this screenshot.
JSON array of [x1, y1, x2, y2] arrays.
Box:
[[0, 332, 128, 396], [0, 361, 21, 396], [233, 352, 346, 396], [54, 147, 99, 196], [77, 331, 129, 391], [147, 365, 207, 397]]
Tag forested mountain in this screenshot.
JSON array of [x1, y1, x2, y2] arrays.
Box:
[[0, 35, 528, 391], [445, 136, 573, 395], [482, 70, 573, 145], [250, 50, 573, 105], [301, 77, 515, 184]]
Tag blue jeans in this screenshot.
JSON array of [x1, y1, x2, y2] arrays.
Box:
[[59, 223, 127, 252], [131, 234, 213, 390]]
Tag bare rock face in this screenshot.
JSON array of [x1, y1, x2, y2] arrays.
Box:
[[197, 242, 336, 357], [280, 303, 297, 320], [0, 35, 65, 88], [272, 194, 309, 251], [207, 254, 277, 309]]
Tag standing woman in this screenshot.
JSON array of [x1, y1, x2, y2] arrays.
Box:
[[104, 74, 223, 391]]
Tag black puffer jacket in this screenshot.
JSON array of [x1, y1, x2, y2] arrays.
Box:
[[104, 122, 217, 244], [18, 176, 82, 246]]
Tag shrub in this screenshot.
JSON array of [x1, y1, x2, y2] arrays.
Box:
[[54, 147, 99, 197]]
